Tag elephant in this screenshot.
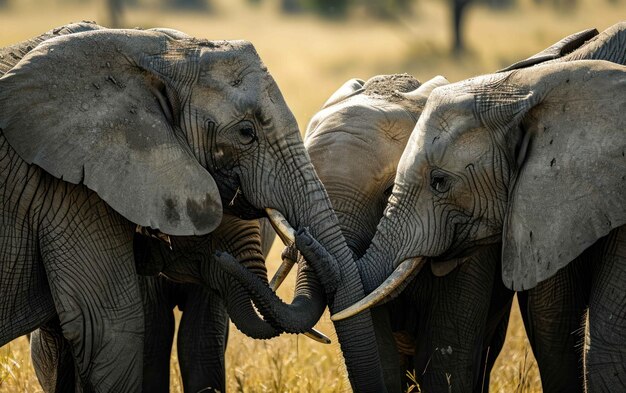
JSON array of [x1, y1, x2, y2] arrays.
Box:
[[0, 22, 386, 391], [288, 26, 613, 392], [300, 73, 514, 392], [30, 215, 279, 393], [222, 23, 626, 392], [0, 23, 286, 393], [334, 57, 626, 392], [497, 22, 626, 392]]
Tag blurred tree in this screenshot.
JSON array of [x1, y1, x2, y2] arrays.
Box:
[[481, 0, 514, 8], [164, 0, 212, 10], [281, 0, 303, 13], [451, 0, 472, 53], [362, 0, 413, 19], [0, 0, 8, 7], [107, 0, 124, 28], [303, 0, 349, 17]]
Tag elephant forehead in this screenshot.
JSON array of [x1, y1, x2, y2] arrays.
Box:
[[307, 96, 415, 142], [197, 42, 266, 89]]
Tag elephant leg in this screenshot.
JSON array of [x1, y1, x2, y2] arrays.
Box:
[[138, 275, 175, 393], [415, 245, 498, 392], [41, 194, 143, 392], [586, 225, 626, 391], [477, 266, 514, 393], [177, 283, 229, 393], [517, 249, 592, 393], [370, 306, 402, 393], [30, 316, 81, 393]]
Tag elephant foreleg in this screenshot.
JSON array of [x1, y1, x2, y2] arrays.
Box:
[[517, 248, 592, 393], [139, 275, 175, 393], [414, 244, 499, 392], [41, 191, 144, 393], [478, 265, 514, 393], [30, 316, 83, 393], [586, 225, 626, 392], [177, 283, 229, 393]]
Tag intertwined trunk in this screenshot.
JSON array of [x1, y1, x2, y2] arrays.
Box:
[[223, 133, 388, 391]]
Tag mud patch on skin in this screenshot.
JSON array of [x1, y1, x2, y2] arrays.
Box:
[[186, 193, 221, 231], [164, 197, 181, 225]]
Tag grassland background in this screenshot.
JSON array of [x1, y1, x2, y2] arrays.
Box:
[[0, 0, 624, 391]]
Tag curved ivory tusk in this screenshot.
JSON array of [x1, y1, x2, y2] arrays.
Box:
[[269, 258, 296, 291], [266, 208, 297, 290], [331, 257, 425, 321], [266, 208, 295, 246], [303, 328, 332, 344]]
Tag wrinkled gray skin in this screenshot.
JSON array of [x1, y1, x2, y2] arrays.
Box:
[[31, 216, 278, 393], [304, 74, 513, 392], [0, 22, 385, 391], [351, 56, 625, 393], [1, 24, 281, 393], [499, 22, 626, 392]]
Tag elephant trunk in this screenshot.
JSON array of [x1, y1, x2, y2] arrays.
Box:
[[331, 205, 427, 322], [207, 216, 280, 339], [222, 275, 281, 340], [268, 138, 388, 391], [226, 132, 388, 391], [204, 248, 282, 340]]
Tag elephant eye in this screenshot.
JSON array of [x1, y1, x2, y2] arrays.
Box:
[[237, 121, 258, 145], [430, 171, 450, 194]]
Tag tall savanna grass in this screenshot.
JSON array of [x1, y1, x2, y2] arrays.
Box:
[[1, 0, 623, 391]]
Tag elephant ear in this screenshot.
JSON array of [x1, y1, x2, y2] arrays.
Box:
[[501, 63, 626, 290], [397, 75, 449, 106], [499, 28, 598, 72], [0, 29, 222, 236], [322, 78, 365, 108]]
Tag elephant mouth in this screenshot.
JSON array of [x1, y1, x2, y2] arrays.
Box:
[[432, 233, 502, 262], [218, 174, 264, 219]]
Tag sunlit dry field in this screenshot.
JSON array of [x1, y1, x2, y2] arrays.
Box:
[[1, 0, 624, 391]]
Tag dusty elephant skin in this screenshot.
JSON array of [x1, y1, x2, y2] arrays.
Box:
[[1, 24, 286, 393], [304, 74, 514, 392], [341, 59, 625, 392], [495, 21, 626, 393], [31, 215, 278, 393], [0, 23, 385, 391]]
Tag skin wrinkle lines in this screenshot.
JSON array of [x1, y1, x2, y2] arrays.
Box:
[[0, 23, 390, 391]]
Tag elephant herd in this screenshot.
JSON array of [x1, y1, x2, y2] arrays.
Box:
[[0, 20, 624, 393]]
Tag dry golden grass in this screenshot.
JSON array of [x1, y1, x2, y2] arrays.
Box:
[[1, 0, 624, 391]]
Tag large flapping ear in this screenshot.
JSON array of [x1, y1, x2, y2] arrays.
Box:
[[322, 78, 365, 108], [0, 29, 222, 236], [560, 21, 626, 64], [0, 22, 105, 76], [499, 27, 598, 72], [501, 61, 626, 290]]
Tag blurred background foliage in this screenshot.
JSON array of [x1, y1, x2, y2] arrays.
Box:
[[0, 0, 624, 391]]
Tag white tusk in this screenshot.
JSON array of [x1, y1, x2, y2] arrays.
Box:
[[331, 257, 425, 321], [269, 258, 296, 291], [266, 208, 295, 246], [303, 328, 331, 344]]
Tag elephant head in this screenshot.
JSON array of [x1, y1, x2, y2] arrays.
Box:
[[302, 74, 449, 391], [0, 24, 387, 390], [335, 59, 626, 319], [305, 74, 448, 257]]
